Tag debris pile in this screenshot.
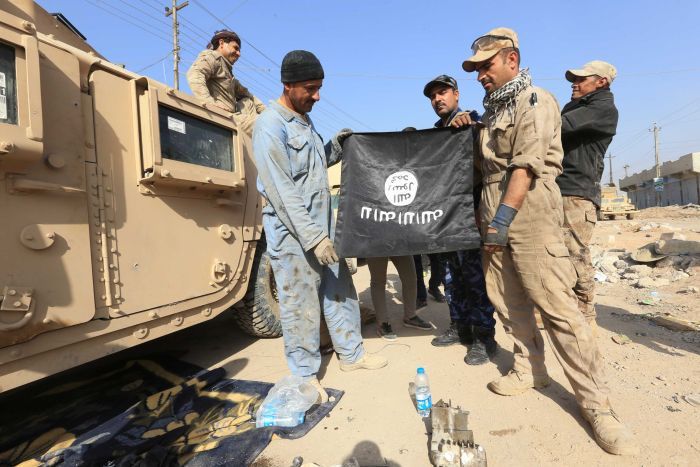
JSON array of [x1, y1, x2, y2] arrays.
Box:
[[592, 233, 700, 290]]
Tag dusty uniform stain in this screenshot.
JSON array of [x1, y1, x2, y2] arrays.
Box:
[[562, 196, 597, 319]]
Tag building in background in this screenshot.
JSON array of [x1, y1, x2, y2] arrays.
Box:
[[619, 153, 700, 209]]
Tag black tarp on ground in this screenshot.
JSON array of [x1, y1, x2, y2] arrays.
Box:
[[0, 356, 342, 466], [334, 127, 481, 258]]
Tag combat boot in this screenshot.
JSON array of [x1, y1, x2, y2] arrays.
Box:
[[308, 378, 329, 404], [487, 369, 550, 396], [431, 322, 472, 347], [339, 353, 388, 372], [464, 326, 498, 365], [581, 408, 639, 456]]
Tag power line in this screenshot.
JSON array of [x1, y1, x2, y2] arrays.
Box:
[[85, 0, 171, 44], [190, 0, 280, 68], [136, 51, 172, 73], [222, 0, 252, 19]]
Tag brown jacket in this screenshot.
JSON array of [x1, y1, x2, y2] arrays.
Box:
[[477, 84, 563, 183], [186, 49, 265, 134]]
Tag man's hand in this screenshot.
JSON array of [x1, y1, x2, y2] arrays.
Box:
[[333, 128, 353, 146], [313, 237, 339, 266], [483, 204, 518, 253], [449, 112, 473, 128]]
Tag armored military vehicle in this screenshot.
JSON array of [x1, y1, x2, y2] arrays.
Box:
[[0, 0, 280, 393], [598, 184, 638, 220]]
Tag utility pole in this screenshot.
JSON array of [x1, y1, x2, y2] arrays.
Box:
[[650, 122, 662, 206], [165, 0, 188, 90], [623, 164, 630, 178], [605, 153, 615, 186]]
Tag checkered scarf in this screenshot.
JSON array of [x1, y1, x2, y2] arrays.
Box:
[[483, 68, 532, 125]]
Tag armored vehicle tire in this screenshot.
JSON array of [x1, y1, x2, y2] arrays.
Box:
[[627, 213, 636, 220], [597, 211, 606, 221], [232, 240, 282, 338]]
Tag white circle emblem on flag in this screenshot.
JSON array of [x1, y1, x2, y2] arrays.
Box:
[[385, 171, 418, 206]]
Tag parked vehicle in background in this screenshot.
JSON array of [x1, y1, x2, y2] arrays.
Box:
[[598, 184, 639, 220]]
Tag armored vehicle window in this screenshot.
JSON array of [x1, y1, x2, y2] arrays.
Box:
[[158, 105, 234, 172], [0, 42, 18, 125]]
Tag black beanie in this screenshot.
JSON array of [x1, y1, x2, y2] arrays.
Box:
[[281, 50, 324, 83]]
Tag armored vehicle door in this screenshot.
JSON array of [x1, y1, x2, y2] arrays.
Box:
[[88, 72, 251, 319]]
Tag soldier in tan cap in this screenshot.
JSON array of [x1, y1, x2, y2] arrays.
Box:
[[557, 61, 619, 330], [451, 28, 637, 455]]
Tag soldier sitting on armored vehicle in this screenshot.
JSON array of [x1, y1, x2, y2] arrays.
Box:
[[187, 29, 265, 136]]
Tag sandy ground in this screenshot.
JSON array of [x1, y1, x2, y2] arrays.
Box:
[[134, 206, 699, 467]]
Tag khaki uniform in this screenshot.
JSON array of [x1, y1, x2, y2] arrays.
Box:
[[186, 49, 265, 135], [562, 196, 597, 317], [477, 84, 610, 409]]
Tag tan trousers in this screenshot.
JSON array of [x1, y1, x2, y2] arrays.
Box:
[[481, 177, 610, 409], [367, 256, 417, 323], [562, 196, 597, 320]]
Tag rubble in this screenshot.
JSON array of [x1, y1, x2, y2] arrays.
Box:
[[650, 314, 700, 332], [678, 286, 699, 294], [626, 265, 652, 277], [635, 277, 668, 289], [655, 239, 700, 256], [669, 270, 690, 282]]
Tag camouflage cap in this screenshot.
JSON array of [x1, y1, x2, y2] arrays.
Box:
[[462, 27, 519, 73], [565, 60, 617, 84]]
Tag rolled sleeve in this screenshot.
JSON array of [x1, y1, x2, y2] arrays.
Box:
[[508, 100, 557, 178], [253, 124, 326, 251]]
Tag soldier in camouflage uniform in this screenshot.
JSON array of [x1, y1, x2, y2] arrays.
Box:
[[423, 75, 497, 366]]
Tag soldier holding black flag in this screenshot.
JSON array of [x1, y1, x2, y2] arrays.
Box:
[[452, 28, 637, 455], [253, 50, 388, 402]]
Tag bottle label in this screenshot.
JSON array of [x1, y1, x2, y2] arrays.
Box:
[[416, 394, 432, 411]]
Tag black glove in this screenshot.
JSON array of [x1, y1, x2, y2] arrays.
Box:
[[484, 203, 518, 247]]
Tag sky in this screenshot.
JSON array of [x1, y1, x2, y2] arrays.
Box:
[[38, 0, 700, 185]]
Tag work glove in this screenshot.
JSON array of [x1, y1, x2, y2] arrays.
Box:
[[483, 203, 518, 247], [331, 128, 353, 154], [313, 237, 339, 266]]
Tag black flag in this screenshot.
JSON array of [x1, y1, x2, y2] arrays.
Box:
[[334, 127, 480, 258]]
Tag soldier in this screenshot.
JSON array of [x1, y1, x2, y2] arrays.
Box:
[[253, 50, 388, 401], [422, 75, 498, 365], [557, 61, 619, 331], [452, 28, 637, 455], [186, 30, 265, 136]]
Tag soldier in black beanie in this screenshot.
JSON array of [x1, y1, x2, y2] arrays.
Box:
[[252, 51, 387, 401]]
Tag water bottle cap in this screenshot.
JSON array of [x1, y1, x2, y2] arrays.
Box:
[[417, 367, 425, 374]]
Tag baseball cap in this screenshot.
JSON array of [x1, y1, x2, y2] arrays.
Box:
[[565, 60, 617, 84], [423, 75, 458, 97], [462, 27, 519, 72]]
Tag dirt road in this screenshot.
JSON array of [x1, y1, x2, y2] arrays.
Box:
[[142, 206, 699, 466]]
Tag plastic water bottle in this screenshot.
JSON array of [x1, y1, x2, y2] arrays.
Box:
[[415, 367, 432, 417], [255, 399, 305, 428], [254, 375, 318, 428]]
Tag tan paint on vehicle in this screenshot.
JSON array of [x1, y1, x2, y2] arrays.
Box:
[[599, 184, 638, 220], [0, 1, 265, 393]]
